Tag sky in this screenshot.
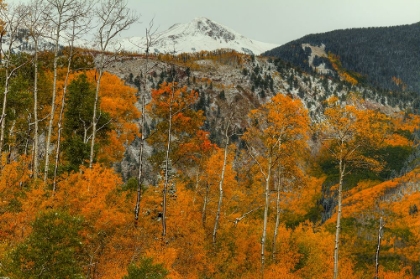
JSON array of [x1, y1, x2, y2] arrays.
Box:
[[124, 0, 420, 46]]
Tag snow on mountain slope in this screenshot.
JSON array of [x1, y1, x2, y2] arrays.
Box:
[[112, 17, 278, 55]]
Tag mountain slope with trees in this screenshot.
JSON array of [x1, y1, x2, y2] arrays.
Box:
[[2, 0, 420, 278], [264, 22, 420, 103]]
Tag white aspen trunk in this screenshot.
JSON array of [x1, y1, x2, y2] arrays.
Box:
[[0, 0, 28, 160], [162, 84, 174, 237], [89, 66, 104, 169], [89, 0, 138, 168], [202, 182, 209, 227], [44, 16, 62, 182], [212, 122, 230, 244], [261, 155, 272, 279], [32, 40, 39, 180], [134, 94, 145, 222], [0, 70, 10, 156], [333, 158, 345, 279], [53, 28, 76, 191], [0, 10, 13, 157], [272, 168, 282, 261], [375, 217, 384, 279], [134, 26, 152, 222]]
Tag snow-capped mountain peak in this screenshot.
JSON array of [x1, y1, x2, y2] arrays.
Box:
[[115, 17, 278, 55]]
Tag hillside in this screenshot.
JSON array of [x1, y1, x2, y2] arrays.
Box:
[[2, 1, 420, 277], [264, 22, 420, 101], [2, 46, 420, 279]]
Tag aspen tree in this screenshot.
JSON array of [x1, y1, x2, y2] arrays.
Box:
[[162, 80, 174, 237], [272, 167, 283, 262], [319, 97, 389, 279], [134, 19, 159, 223], [43, 0, 87, 182], [89, 0, 138, 168], [0, 4, 28, 158], [243, 93, 309, 278], [52, 0, 93, 191], [25, 0, 48, 180], [212, 111, 235, 244], [147, 81, 204, 236], [375, 217, 384, 279]]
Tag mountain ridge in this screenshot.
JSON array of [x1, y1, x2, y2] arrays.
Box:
[[107, 17, 278, 55], [263, 22, 420, 97]]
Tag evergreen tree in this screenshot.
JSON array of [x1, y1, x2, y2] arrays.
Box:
[[63, 73, 110, 172], [7, 210, 85, 279], [123, 258, 168, 279]]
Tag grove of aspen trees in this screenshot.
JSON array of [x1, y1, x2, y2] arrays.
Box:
[[1, 0, 420, 278]]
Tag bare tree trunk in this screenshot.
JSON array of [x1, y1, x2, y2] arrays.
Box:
[[162, 84, 174, 237], [89, 67, 104, 168], [32, 41, 39, 180], [89, 0, 138, 168], [0, 71, 10, 156], [26, 0, 50, 182], [44, 1, 64, 182], [202, 182, 209, 227], [375, 217, 384, 279], [212, 120, 230, 244], [333, 159, 345, 279], [261, 155, 272, 279], [272, 168, 282, 262], [53, 1, 93, 189], [53, 41, 74, 191], [0, 4, 28, 158], [134, 93, 145, 222], [134, 22, 156, 223]]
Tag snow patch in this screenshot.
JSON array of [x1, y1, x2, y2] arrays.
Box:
[[106, 17, 278, 55], [301, 43, 333, 75]]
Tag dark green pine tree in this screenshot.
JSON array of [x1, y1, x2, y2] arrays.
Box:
[[63, 73, 111, 172], [7, 210, 85, 279], [123, 258, 168, 279]]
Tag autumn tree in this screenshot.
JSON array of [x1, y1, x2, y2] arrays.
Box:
[[43, 0, 89, 182], [21, 0, 49, 180], [147, 81, 207, 236], [212, 116, 232, 244], [0, 3, 28, 157], [89, 0, 138, 168], [243, 93, 310, 277], [210, 101, 243, 244], [318, 97, 390, 279], [133, 19, 160, 223], [52, 0, 94, 190], [51, 164, 132, 278]]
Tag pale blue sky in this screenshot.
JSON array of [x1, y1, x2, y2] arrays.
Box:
[[126, 0, 420, 45]]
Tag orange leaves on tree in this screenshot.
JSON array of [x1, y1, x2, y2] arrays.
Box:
[[53, 164, 127, 228], [85, 70, 140, 163], [244, 93, 310, 157], [147, 82, 210, 170]]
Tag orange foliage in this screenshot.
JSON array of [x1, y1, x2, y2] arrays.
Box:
[[328, 53, 360, 85], [4, 52, 420, 279], [85, 71, 140, 163], [51, 165, 133, 278]]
